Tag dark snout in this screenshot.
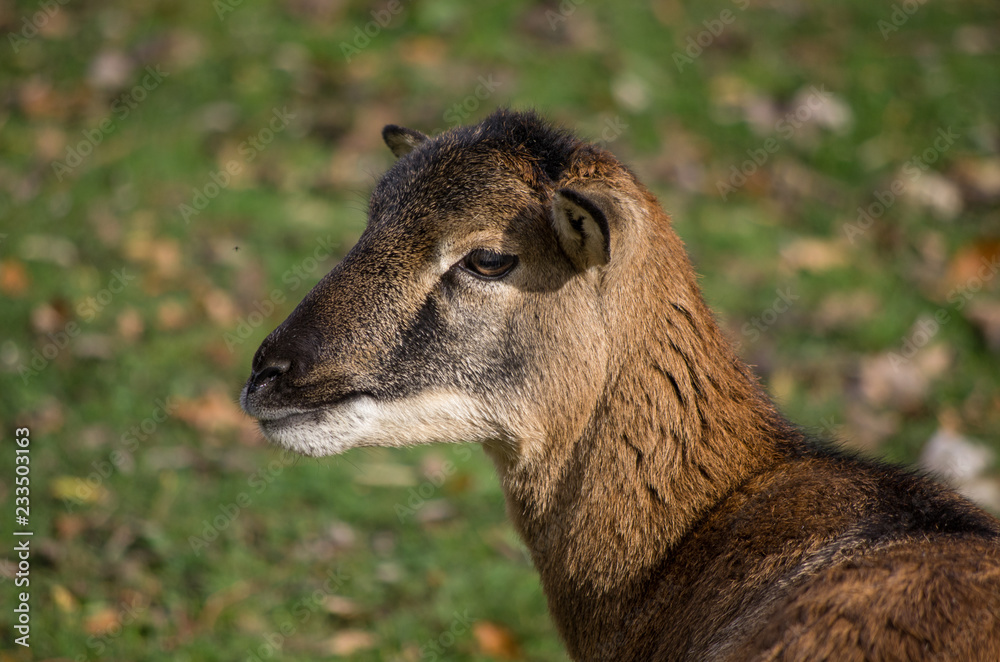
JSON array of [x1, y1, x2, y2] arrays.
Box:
[[239, 307, 332, 420], [239, 240, 415, 422]]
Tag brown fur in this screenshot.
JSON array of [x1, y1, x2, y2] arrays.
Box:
[[241, 110, 1000, 661]]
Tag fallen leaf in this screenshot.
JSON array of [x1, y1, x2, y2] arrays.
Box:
[[858, 352, 928, 412], [202, 289, 239, 326], [791, 86, 852, 134], [323, 596, 365, 619], [88, 50, 134, 90], [174, 388, 248, 434], [901, 171, 963, 221], [321, 630, 377, 656], [199, 581, 253, 631], [0, 259, 31, 296], [52, 585, 78, 614], [919, 427, 1000, 512], [920, 428, 994, 484], [31, 301, 71, 334], [51, 476, 109, 504], [353, 462, 417, 487], [84, 606, 120, 636], [780, 237, 848, 273], [842, 401, 901, 452], [116, 307, 144, 343], [20, 234, 79, 267], [416, 499, 457, 525], [18, 76, 66, 119], [813, 291, 881, 332], [73, 333, 114, 359], [953, 157, 1000, 203], [473, 621, 522, 660], [965, 300, 1000, 352], [156, 299, 190, 330], [54, 514, 88, 540], [946, 240, 1000, 292]]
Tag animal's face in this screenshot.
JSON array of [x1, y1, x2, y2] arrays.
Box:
[[240, 112, 626, 459]]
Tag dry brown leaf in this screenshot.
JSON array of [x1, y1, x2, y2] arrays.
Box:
[[858, 353, 928, 412], [51, 585, 78, 614], [74, 333, 114, 359], [952, 157, 1000, 203], [353, 462, 417, 487], [416, 500, 457, 525], [156, 299, 190, 330], [901, 171, 963, 221], [321, 630, 377, 656], [18, 77, 66, 119], [51, 476, 110, 504], [31, 398, 66, 434], [116, 307, 144, 343], [87, 51, 134, 90], [398, 36, 448, 68], [1, 260, 31, 296], [54, 514, 88, 540], [780, 237, 847, 273], [174, 388, 248, 434], [813, 291, 881, 332], [124, 234, 182, 279], [473, 621, 522, 660], [35, 126, 68, 162], [83, 606, 120, 636], [199, 581, 253, 631], [30, 302, 70, 334], [323, 595, 364, 619], [965, 300, 1000, 352], [945, 240, 1000, 291], [202, 289, 239, 326], [842, 401, 901, 453]]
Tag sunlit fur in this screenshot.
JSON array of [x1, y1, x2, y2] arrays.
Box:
[[242, 110, 1000, 661]]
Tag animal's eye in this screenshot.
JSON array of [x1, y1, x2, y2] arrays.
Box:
[[460, 249, 518, 279]]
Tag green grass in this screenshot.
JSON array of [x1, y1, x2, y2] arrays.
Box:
[[2, 0, 999, 659]]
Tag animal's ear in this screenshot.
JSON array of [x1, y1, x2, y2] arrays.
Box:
[[382, 125, 429, 158], [551, 188, 612, 270]]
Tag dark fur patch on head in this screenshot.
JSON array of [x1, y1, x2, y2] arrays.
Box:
[[372, 109, 583, 211]]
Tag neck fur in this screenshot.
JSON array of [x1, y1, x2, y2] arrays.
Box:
[[485, 199, 795, 650]]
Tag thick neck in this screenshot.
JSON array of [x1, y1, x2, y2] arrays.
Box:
[[486, 206, 794, 656]]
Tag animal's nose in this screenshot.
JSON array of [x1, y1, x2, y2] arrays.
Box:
[[246, 358, 291, 396]]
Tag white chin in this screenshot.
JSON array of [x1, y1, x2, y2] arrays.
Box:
[[258, 391, 508, 457]]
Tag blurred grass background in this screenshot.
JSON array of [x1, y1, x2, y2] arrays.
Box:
[[1, 0, 999, 659]]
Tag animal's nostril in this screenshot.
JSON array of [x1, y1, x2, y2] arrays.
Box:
[[248, 359, 291, 395]]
